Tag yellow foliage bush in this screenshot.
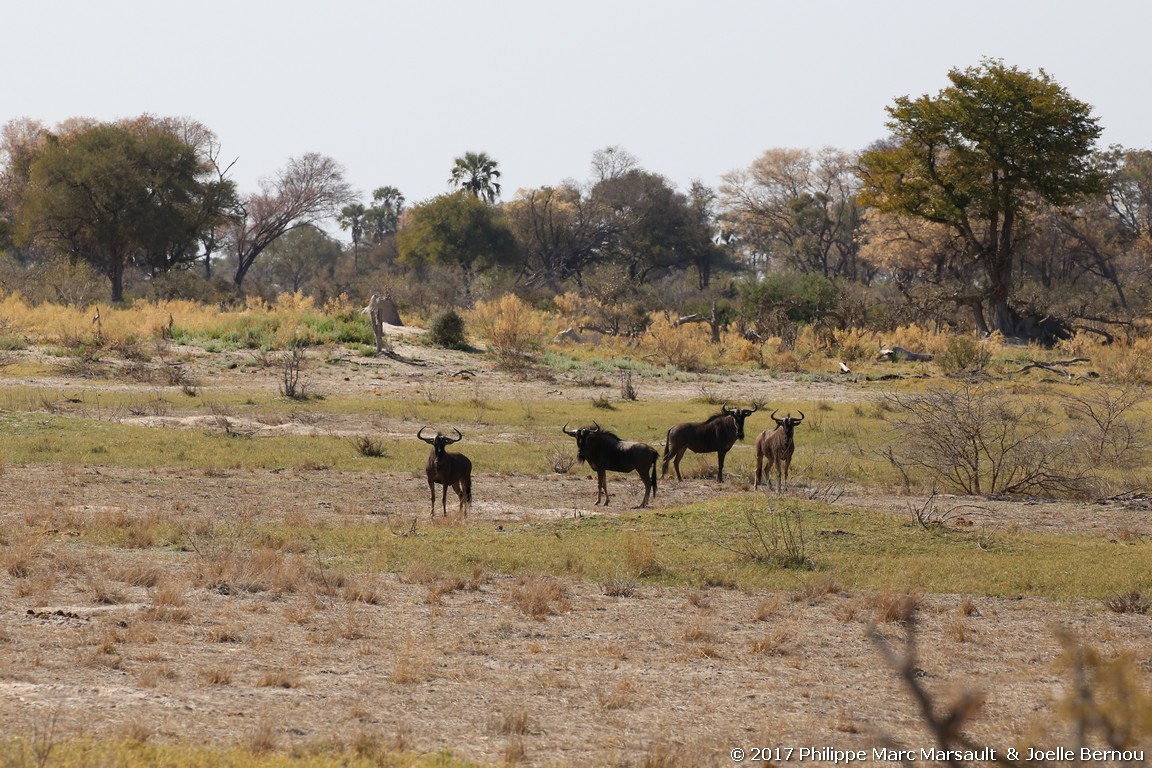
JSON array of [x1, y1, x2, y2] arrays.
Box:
[[832, 327, 879, 363], [641, 314, 712, 371], [467, 294, 556, 365]]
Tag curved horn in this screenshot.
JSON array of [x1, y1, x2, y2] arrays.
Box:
[[770, 409, 781, 423], [721, 403, 732, 414], [417, 426, 435, 444], [562, 422, 578, 436], [748, 403, 759, 413], [447, 428, 463, 443], [794, 411, 805, 422], [592, 420, 601, 432]]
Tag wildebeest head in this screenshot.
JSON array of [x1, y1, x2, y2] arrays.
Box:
[[770, 409, 804, 444], [562, 421, 604, 463], [721, 403, 759, 441], [418, 426, 463, 456]]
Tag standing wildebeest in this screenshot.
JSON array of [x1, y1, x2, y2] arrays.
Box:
[[755, 410, 805, 490], [563, 423, 658, 508], [417, 427, 473, 517], [662, 404, 758, 482]]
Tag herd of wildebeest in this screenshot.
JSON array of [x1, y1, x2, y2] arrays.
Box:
[[417, 405, 805, 515]]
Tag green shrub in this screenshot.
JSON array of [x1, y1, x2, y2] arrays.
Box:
[[937, 334, 991, 374], [429, 309, 468, 350]]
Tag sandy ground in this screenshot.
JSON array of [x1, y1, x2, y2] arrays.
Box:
[[0, 338, 1150, 766]]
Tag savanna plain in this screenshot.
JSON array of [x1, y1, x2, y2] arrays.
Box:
[[1, 308, 1151, 767]]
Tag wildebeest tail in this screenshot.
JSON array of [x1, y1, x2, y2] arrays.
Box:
[[464, 476, 473, 504], [650, 459, 657, 496]]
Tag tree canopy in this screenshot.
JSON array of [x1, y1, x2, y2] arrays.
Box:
[[858, 58, 1105, 337], [16, 120, 234, 302]]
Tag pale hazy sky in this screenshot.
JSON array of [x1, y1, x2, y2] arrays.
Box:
[[6, 1, 1151, 217]]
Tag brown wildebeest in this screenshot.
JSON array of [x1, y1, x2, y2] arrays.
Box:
[[755, 410, 805, 490], [662, 404, 757, 482], [563, 423, 658, 508], [417, 427, 472, 516]]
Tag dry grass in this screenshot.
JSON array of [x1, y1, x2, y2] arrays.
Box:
[[509, 574, 571, 619]]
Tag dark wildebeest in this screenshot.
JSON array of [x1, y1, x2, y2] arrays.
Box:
[[662, 404, 758, 482], [755, 410, 805, 490], [417, 427, 473, 517], [562, 422, 658, 508]]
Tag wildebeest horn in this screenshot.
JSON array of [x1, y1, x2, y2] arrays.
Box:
[[721, 403, 732, 414], [794, 411, 805, 422], [748, 403, 759, 413], [591, 421, 601, 431], [447, 428, 463, 443], [417, 426, 435, 444], [562, 422, 578, 436], [770, 409, 781, 423]]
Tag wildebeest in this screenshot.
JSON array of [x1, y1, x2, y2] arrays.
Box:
[[562, 422, 658, 508], [755, 410, 805, 490], [662, 404, 758, 482], [417, 427, 473, 517]]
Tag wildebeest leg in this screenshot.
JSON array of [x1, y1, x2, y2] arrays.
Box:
[[717, 450, 728, 482], [755, 452, 764, 488], [428, 479, 437, 516], [596, 470, 610, 505], [452, 480, 465, 515], [636, 467, 651, 508], [671, 449, 685, 481], [441, 483, 449, 516]]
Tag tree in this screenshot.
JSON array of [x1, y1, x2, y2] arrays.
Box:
[[503, 183, 605, 289], [720, 147, 862, 280], [396, 191, 518, 301], [365, 186, 405, 243], [227, 153, 355, 292], [449, 151, 501, 203], [258, 223, 342, 294], [16, 121, 225, 302], [338, 202, 366, 270], [858, 59, 1105, 338], [588, 169, 708, 284]]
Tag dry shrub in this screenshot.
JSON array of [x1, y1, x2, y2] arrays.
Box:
[[497, 708, 532, 736], [200, 666, 234, 686], [624, 531, 662, 577], [400, 560, 440, 585], [944, 617, 972, 643], [642, 314, 712, 371], [602, 573, 638, 598], [258, 669, 301, 688], [958, 596, 981, 617], [887, 382, 1090, 497], [1104, 590, 1151, 614], [682, 618, 718, 644], [792, 575, 847, 607], [753, 595, 784, 621], [597, 677, 639, 710], [509, 574, 571, 619], [246, 720, 279, 755], [390, 636, 431, 684], [749, 627, 793, 656], [467, 294, 555, 369], [833, 327, 878, 362], [870, 591, 921, 624]]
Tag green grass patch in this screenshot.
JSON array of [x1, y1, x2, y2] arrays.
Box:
[[239, 495, 1152, 601], [0, 737, 485, 768]]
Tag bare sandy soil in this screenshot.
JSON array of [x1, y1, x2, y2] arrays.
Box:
[[0, 337, 1150, 766]]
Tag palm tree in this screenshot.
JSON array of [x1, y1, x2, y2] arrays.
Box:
[[449, 151, 501, 203], [366, 186, 405, 243], [337, 202, 366, 270]]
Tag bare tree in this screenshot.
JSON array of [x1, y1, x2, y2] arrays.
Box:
[[886, 382, 1089, 497], [228, 153, 355, 292]]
